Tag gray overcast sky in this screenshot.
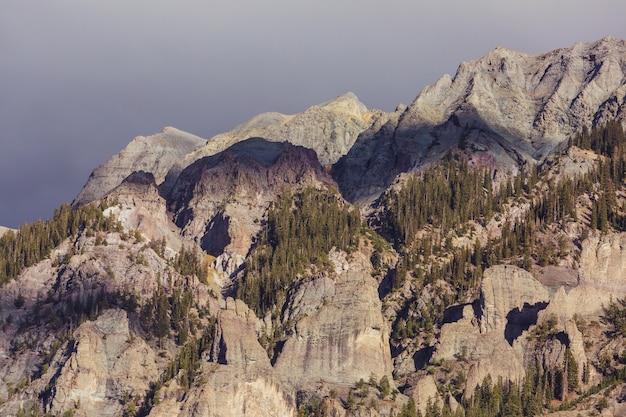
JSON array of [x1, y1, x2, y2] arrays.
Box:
[[2, 0, 626, 228]]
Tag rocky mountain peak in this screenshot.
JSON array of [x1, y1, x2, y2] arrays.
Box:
[[9, 38, 626, 417], [317, 91, 369, 116], [168, 138, 335, 264], [334, 37, 626, 204], [169, 92, 375, 177], [74, 127, 206, 205]]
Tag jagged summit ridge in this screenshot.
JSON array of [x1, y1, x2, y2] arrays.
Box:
[[7, 37, 626, 417], [334, 36, 626, 203], [168, 138, 334, 263], [74, 127, 206, 205], [177, 91, 375, 169], [75, 93, 376, 206]]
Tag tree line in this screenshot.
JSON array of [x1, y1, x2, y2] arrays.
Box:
[[381, 154, 499, 248], [0, 202, 122, 284], [238, 187, 362, 317]]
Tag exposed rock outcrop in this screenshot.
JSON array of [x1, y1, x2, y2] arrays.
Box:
[[49, 309, 159, 417], [405, 374, 442, 415], [168, 138, 335, 263], [542, 232, 626, 320], [335, 37, 626, 203], [434, 266, 551, 393], [102, 170, 186, 255], [167, 92, 375, 186], [74, 127, 206, 205], [479, 265, 550, 334], [149, 365, 296, 417], [147, 297, 297, 417], [213, 297, 272, 372], [274, 250, 394, 390], [10, 37, 626, 417]]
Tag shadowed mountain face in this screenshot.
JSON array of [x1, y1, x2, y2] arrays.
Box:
[[74, 127, 206, 206], [334, 36, 626, 203], [167, 137, 335, 263], [168, 137, 333, 224], [74, 38, 626, 208]]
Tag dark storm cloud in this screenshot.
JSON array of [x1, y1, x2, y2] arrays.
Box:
[[2, 0, 626, 227]]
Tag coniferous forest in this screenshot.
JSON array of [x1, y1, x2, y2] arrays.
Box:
[[0, 202, 122, 284], [238, 187, 362, 317]]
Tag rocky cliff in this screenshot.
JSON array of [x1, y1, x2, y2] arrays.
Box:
[[167, 138, 336, 276], [74, 127, 206, 205], [334, 36, 626, 203], [6, 37, 626, 417], [171, 92, 375, 172], [273, 250, 394, 391]]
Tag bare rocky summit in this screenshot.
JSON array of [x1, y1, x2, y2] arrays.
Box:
[[167, 138, 336, 273], [178, 91, 375, 167], [74, 127, 206, 205], [335, 36, 626, 203]]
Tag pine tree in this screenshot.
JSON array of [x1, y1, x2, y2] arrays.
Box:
[[565, 348, 579, 393], [501, 385, 522, 417]]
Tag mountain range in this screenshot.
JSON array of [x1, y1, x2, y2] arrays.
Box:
[[3, 36, 626, 416]]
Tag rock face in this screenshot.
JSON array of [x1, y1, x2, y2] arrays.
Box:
[[150, 365, 296, 417], [335, 36, 626, 203], [405, 374, 442, 415], [213, 297, 272, 373], [146, 297, 297, 417], [274, 250, 394, 390], [434, 258, 620, 397], [434, 266, 551, 393], [171, 92, 374, 174], [479, 265, 550, 334], [49, 310, 159, 417], [11, 37, 626, 417], [168, 138, 335, 261], [103, 170, 187, 255], [74, 127, 206, 205], [211, 92, 374, 166], [543, 232, 626, 319]]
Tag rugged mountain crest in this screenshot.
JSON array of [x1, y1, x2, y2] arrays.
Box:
[[183, 91, 374, 166], [334, 36, 626, 203], [168, 138, 335, 274], [74, 127, 206, 205], [75, 93, 375, 207], [8, 38, 626, 416]]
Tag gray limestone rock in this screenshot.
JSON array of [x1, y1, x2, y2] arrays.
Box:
[[74, 127, 206, 205], [172, 92, 373, 169], [49, 309, 159, 417], [10, 37, 626, 417], [335, 37, 626, 204], [273, 250, 394, 391], [168, 138, 335, 265]]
